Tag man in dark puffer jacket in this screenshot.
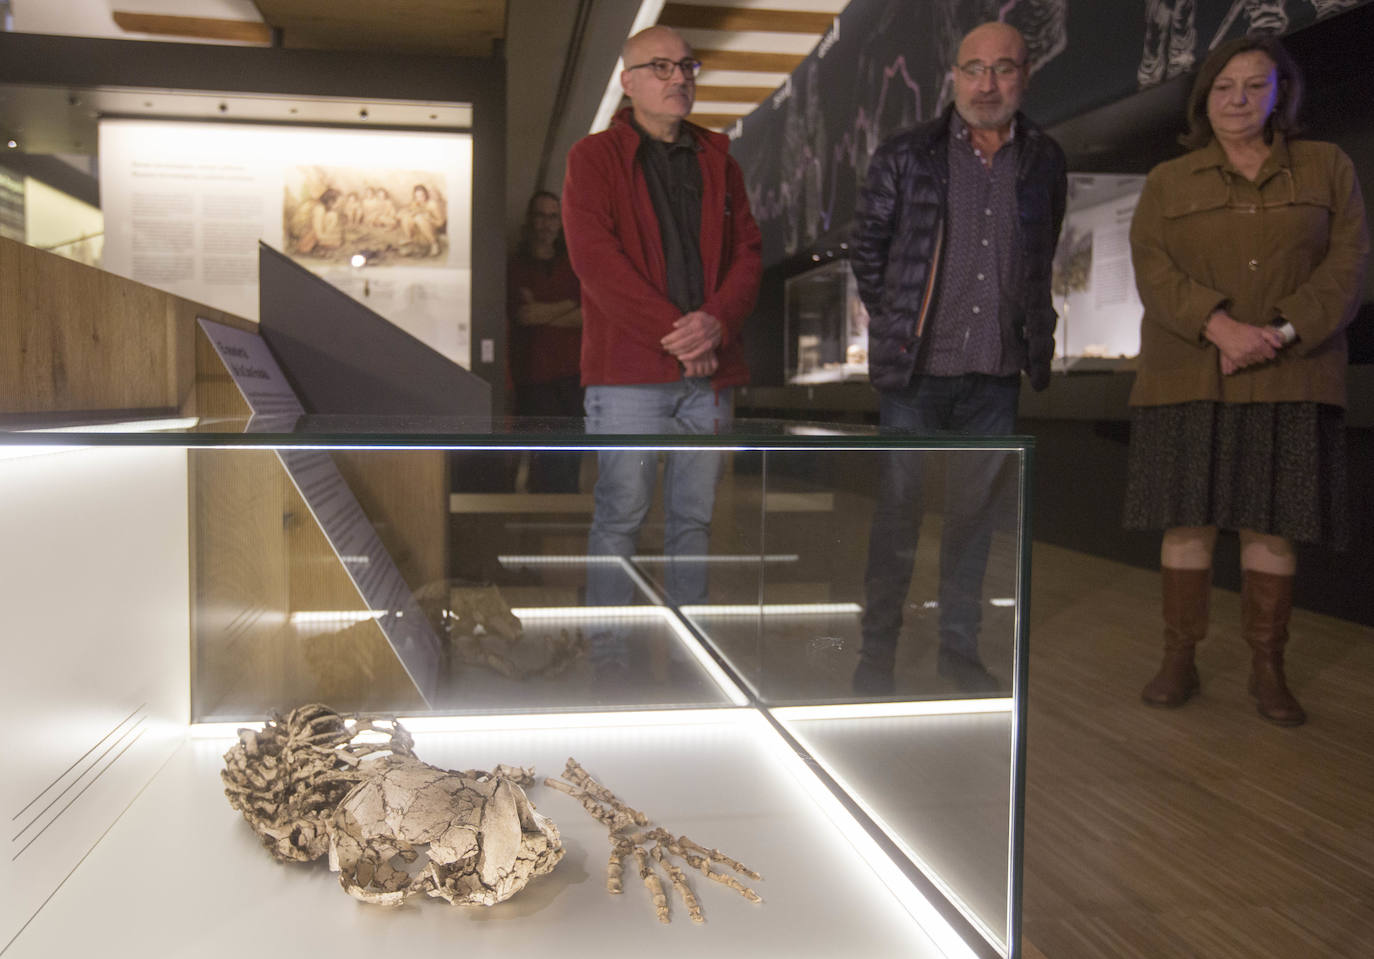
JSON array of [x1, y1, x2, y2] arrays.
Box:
[[850, 21, 1066, 694]]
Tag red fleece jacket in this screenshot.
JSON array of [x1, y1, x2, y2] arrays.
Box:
[[562, 107, 762, 389]]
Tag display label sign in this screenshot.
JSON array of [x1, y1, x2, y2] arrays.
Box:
[[198, 318, 442, 702]]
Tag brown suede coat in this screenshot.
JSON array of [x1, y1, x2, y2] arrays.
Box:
[[1129, 136, 1368, 408]]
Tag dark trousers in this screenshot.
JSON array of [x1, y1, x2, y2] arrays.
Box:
[[515, 377, 585, 493], [861, 373, 1019, 664]]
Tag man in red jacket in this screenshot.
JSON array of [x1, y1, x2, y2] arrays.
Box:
[[562, 25, 761, 669]]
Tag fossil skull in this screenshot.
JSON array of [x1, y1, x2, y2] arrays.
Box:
[[328, 755, 564, 906]]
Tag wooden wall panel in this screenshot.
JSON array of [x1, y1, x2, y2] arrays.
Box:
[[0, 236, 257, 416], [333, 449, 449, 593], [5, 238, 449, 715], [284, 478, 427, 713], [2, 238, 167, 412], [190, 448, 292, 718]]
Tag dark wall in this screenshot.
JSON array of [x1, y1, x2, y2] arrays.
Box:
[[730, 0, 1374, 386]]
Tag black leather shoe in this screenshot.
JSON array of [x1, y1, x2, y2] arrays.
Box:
[[852, 658, 896, 696], [937, 648, 1002, 695]]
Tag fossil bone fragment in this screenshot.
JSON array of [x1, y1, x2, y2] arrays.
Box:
[[414, 581, 588, 680], [545, 758, 762, 924], [221, 703, 416, 862], [329, 754, 564, 907]]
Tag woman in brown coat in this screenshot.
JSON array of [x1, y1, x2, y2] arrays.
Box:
[[1125, 35, 1369, 725]]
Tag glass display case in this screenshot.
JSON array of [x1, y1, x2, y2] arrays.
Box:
[[784, 258, 870, 384], [0, 418, 1032, 959]]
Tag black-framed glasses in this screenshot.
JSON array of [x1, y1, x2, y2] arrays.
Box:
[[957, 58, 1025, 79], [626, 57, 702, 81]]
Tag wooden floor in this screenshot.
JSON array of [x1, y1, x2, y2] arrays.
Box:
[[1021, 543, 1374, 959]]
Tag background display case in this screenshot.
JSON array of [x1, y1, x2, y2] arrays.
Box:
[[1, 419, 1032, 959], [784, 259, 870, 385]]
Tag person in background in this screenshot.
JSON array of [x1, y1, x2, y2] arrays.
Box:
[[1126, 34, 1368, 726], [562, 24, 761, 677], [507, 190, 584, 493], [850, 21, 1066, 694]]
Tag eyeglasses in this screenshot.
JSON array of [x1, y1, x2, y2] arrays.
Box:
[[957, 59, 1025, 80], [625, 57, 703, 81]]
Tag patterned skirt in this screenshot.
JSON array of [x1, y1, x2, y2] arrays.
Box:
[[1123, 401, 1348, 548]]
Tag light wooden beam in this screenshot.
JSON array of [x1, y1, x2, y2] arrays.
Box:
[[253, 0, 505, 55], [689, 113, 748, 130], [694, 84, 777, 103], [112, 11, 273, 44], [660, 3, 835, 34], [695, 48, 806, 72]]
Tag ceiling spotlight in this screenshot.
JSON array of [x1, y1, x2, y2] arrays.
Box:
[[359, 108, 369, 119], [6, 139, 17, 150]]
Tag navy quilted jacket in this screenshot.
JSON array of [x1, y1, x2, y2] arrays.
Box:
[[851, 107, 1067, 392]]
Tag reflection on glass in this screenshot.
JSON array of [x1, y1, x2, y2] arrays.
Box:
[[683, 448, 1021, 707], [582, 384, 734, 684], [856, 446, 1020, 697]]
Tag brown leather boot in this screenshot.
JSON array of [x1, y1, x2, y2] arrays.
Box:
[[1242, 569, 1306, 726], [1141, 567, 1210, 707]]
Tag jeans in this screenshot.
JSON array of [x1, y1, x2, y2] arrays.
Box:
[[861, 373, 1019, 664], [584, 380, 732, 616]]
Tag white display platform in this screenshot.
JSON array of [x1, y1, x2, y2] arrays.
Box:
[[3, 713, 976, 959]]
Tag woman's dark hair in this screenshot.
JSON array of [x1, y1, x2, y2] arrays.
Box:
[[1181, 34, 1304, 150], [517, 190, 564, 259]]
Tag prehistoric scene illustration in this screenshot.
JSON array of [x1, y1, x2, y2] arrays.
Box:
[[284, 165, 448, 265]]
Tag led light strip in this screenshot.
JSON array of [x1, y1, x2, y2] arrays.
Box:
[[0, 417, 203, 460], [278, 601, 758, 703], [591, 0, 668, 132], [289, 610, 383, 625], [508, 605, 750, 707], [745, 710, 981, 959], [191, 708, 750, 740], [27, 417, 201, 433], [682, 603, 862, 617], [774, 703, 1011, 945], [508, 605, 661, 620], [630, 554, 801, 564], [498, 555, 624, 565], [656, 609, 750, 706], [499, 553, 801, 565], [772, 699, 1012, 721]]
